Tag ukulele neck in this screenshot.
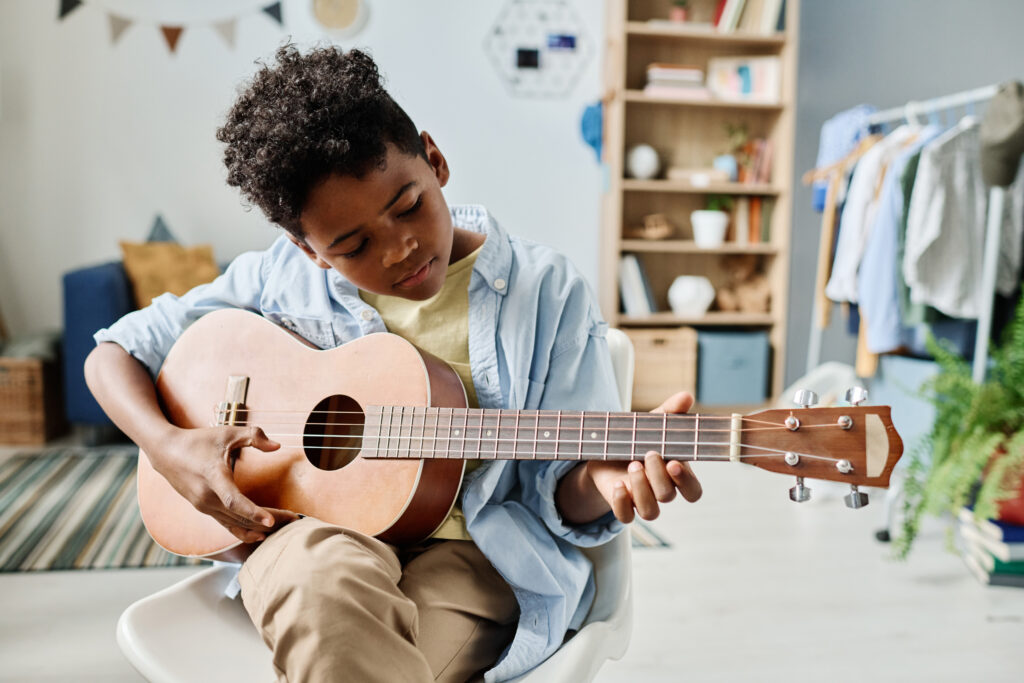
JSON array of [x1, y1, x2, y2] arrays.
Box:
[[360, 406, 743, 463]]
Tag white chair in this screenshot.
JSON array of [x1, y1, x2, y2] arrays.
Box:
[[117, 329, 636, 683]]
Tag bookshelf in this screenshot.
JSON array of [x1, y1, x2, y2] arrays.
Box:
[[600, 0, 799, 407]]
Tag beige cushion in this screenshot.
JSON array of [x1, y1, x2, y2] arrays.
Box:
[[119, 241, 220, 309]]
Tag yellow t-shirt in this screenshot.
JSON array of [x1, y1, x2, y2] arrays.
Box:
[[359, 245, 484, 541]]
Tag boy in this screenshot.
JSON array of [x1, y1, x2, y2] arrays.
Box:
[[85, 45, 701, 682]]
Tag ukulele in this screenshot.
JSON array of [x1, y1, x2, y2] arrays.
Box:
[[138, 309, 904, 561]]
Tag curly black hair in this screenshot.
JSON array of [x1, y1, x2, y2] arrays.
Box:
[[216, 44, 426, 236]]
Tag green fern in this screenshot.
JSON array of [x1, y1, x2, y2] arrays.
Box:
[[895, 291, 1024, 557]]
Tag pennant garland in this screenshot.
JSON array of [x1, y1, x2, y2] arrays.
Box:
[[58, 0, 82, 19], [57, 1, 284, 54], [107, 14, 132, 45]]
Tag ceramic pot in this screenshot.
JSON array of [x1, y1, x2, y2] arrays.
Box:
[[690, 210, 729, 248]]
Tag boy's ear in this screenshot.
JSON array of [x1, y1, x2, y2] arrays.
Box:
[[286, 232, 332, 270], [420, 131, 450, 188]]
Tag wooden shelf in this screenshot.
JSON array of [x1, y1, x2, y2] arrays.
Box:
[[618, 312, 776, 326], [623, 90, 784, 111], [625, 21, 786, 48], [620, 239, 778, 254], [622, 180, 780, 195]]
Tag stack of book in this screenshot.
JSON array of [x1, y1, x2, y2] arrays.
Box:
[[713, 0, 785, 34], [959, 508, 1024, 588], [643, 63, 711, 101]]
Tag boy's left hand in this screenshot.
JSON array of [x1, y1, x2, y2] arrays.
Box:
[[585, 391, 702, 523]]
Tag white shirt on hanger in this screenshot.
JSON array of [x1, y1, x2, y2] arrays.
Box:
[[825, 125, 919, 303], [902, 117, 1024, 319]]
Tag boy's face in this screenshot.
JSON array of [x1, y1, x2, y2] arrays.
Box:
[[291, 132, 459, 301]]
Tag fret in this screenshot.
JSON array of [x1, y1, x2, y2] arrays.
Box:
[[432, 407, 441, 459], [604, 412, 609, 461], [607, 413, 634, 461], [662, 413, 668, 461], [532, 410, 539, 460], [399, 406, 409, 459], [634, 413, 663, 462], [555, 411, 583, 461], [514, 411, 536, 460], [632, 412, 638, 462], [444, 407, 454, 460], [384, 406, 394, 459], [693, 414, 699, 461], [580, 413, 606, 459], [460, 410, 470, 460], [488, 410, 502, 460], [477, 409, 486, 460], [535, 412, 559, 459]]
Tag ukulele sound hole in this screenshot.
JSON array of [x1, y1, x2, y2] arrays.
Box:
[[303, 395, 364, 471]]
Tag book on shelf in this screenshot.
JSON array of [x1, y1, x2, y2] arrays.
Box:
[[647, 63, 704, 84], [619, 254, 656, 316], [716, 0, 746, 32], [729, 197, 773, 244], [642, 84, 713, 101], [958, 507, 1024, 544], [706, 56, 781, 104], [715, 0, 784, 34]]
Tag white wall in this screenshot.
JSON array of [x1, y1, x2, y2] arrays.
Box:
[[0, 0, 605, 336]]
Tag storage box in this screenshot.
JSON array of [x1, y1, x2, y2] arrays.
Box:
[[696, 330, 770, 405], [623, 327, 697, 411], [0, 352, 66, 445]]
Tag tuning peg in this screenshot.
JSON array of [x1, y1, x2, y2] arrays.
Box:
[[844, 485, 869, 509], [789, 477, 811, 503], [792, 389, 819, 409], [845, 387, 868, 406]]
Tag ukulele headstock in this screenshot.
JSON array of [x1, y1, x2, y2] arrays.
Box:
[[742, 390, 903, 508]]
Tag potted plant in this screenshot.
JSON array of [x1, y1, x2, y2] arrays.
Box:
[[691, 195, 733, 248], [670, 1, 689, 23], [896, 294, 1024, 557]]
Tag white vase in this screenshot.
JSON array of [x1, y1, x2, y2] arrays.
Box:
[[690, 210, 729, 248], [668, 276, 715, 317]]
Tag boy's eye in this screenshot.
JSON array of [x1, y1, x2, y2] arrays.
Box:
[[397, 196, 423, 219], [341, 238, 368, 259]]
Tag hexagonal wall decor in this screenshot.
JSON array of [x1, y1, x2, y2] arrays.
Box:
[[483, 0, 592, 99]]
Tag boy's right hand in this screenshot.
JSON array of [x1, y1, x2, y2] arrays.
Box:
[[149, 425, 299, 543]]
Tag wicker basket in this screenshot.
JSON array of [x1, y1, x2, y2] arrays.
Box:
[[623, 327, 698, 411], [0, 355, 66, 445]]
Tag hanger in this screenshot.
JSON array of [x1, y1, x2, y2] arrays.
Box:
[[801, 134, 883, 185]]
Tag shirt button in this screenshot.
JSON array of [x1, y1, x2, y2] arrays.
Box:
[[360, 310, 374, 321], [493, 278, 506, 290]]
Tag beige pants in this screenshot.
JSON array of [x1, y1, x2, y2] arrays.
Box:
[[239, 518, 519, 683]]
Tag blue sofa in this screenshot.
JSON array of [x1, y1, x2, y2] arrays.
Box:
[[62, 262, 135, 435]]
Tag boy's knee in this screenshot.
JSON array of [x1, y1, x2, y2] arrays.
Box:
[[241, 518, 402, 605]]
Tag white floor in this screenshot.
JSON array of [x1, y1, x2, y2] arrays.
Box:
[[1, 451, 1022, 682]]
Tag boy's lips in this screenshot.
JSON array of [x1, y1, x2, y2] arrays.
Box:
[[395, 259, 434, 288]]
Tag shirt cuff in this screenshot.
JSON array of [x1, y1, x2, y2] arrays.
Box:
[[532, 460, 624, 547]]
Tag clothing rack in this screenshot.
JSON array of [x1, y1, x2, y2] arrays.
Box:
[[807, 83, 1002, 385]]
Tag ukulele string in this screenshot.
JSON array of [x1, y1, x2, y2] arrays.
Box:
[[232, 407, 791, 431], [251, 434, 844, 465]]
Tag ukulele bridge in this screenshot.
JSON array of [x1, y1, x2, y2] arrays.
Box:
[[216, 375, 250, 426]]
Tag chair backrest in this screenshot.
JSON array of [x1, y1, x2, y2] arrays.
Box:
[[605, 328, 634, 412]]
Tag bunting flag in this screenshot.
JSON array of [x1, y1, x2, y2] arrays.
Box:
[[212, 19, 238, 49], [57, 1, 285, 53], [160, 26, 184, 53], [58, 0, 82, 19], [262, 3, 284, 26], [107, 14, 132, 44]]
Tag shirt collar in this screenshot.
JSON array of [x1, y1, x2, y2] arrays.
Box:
[[450, 204, 513, 296]]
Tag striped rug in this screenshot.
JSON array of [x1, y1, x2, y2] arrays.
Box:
[[0, 448, 667, 572], [0, 448, 205, 572]]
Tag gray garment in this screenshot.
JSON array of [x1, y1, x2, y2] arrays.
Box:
[[902, 117, 1024, 319]]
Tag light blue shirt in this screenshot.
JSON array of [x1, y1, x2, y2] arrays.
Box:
[[857, 125, 942, 353], [95, 205, 624, 681]]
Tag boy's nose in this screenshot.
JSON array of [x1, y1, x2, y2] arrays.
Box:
[[382, 236, 419, 268]]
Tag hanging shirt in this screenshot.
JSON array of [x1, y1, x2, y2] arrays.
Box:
[[812, 104, 878, 211], [903, 117, 1024, 319], [826, 125, 919, 304], [857, 125, 943, 353]]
